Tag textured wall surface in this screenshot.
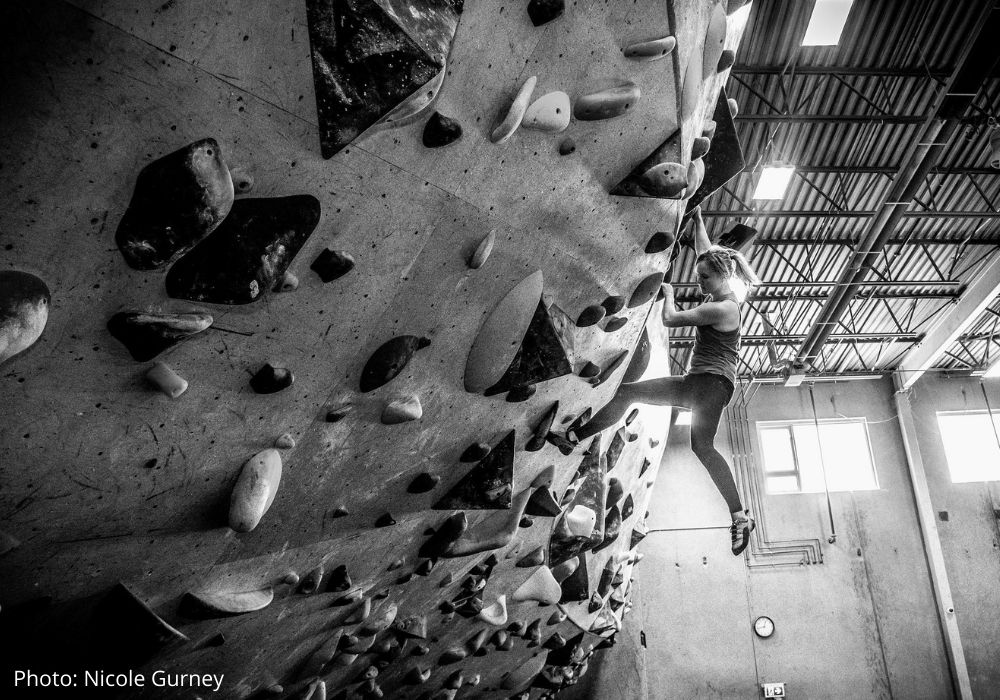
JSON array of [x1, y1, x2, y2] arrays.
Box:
[[0, 0, 746, 698]]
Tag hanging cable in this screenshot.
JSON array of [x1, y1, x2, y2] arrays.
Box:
[[809, 384, 838, 544]]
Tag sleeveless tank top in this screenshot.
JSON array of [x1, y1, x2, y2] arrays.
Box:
[[687, 292, 740, 387]]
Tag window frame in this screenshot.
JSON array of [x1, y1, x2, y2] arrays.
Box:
[[934, 409, 1000, 484]]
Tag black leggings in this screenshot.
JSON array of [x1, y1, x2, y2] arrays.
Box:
[[574, 373, 743, 513]]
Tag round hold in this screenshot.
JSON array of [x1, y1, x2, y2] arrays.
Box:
[[601, 295, 626, 315], [230, 167, 254, 194], [576, 304, 606, 328], [381, 395, 423, 424], [522, 91, 571, 133], [0, 270, 50, 365], [603, 316, 627, 333], [573, 83, 641, 121], [717, 49, 736, 72], [622, 35, 676, 61], [527, 0, 564, 26], [558, 138, 576, 156], [691, 136, 712, 160], [638, 162, 687, 198], [422, 111, 463, 148], [728, 97, 739, 117], [645, 231, 674, 254]]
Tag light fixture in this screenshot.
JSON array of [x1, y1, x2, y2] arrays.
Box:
[[753, 165, 796, 200], [802, 0, 854, 46]]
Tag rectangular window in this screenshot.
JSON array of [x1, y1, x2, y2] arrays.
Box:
[[936, 411, 1000, 483], [757, 419, 879, 494]]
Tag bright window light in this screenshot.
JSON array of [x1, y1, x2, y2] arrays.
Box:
[[802, 0, 854, 46], [757, 419, 879, 494], [675, 410, 692, 426], [937, 411, 1000, 482], [752, 165, 796, 200], [984, 356, 1000, 378]]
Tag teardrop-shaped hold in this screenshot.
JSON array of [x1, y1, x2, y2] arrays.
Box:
[[728, 97, 739, 117], [445, 670, 464, 689], [681, 43, 705, 127], [573, 83, 641, 121], [435, 430, 514, 510], [405, 666, 431, 685], [327, 565, 351, 593], [360, 335, 431, 392], [579, 361, 600, 379], [692, 136, 712, 160], [558, 138, 576, 156], [595, 505, 622, 552], [527, 0, 564, 26], [526, 400, 559, 452], [440, 647, 468, 664], [628, 272, 665, 308], [116, 138, 234, 270], [601, 295, 626, 316], [638, 162, 688, 197], [469, 230, 496, 269], [522, 91, 571, 133], [545, 632, 567, 649], [577, 304, 606, 328], [275, 270, 298, 293], [419, 512, 468, 559], [146, 362, 188, 398], [645, 231, 674, 254], [517, 547, 546, 568], [465, 270, 543, 392], [359, 601, 398, 636], [687, 157, 706, 195], [491, 76, 538, 144], [381, 395, 423, 424], [0, 271, 50, 365], [703, 3, 729, 77], [717, 49, 736, 72], [250, 364, 294, 394], [423, 111, 463, 148], [229, 448, 282, 532], [550, 557, 579, 583], [702, 119, 719, 140], [623, 35, 676, 61], [621, 493, 635, 521], [311, 249, 355, 283], [525, 488, 561, 517], [375, 512, 396, 527], [603, 317, 627, 333], [477, 595, 508, 626], [274, 433, 295, 449], [626, 408, 639, 426], [511, 566, 562, 604], [502, 652, 548, 690], [415, 558, 435, 576], [565, 505, 597, 537], [506, 384, 536, 402], [107, 311, 213, 362], [184, 587, 273, 615], [408, 472, 440, 493], [345, 597, 372, 624], [230, 166, 253, 195]]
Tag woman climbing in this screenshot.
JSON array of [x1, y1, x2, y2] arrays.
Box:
[[566, 207, 761, 555]]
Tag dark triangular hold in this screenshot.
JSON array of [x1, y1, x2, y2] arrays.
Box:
[[434, 431, 515, 510], [527, 0, 564, 26], [606, 478, 623, 506], [305, 0, 444, 158], [165, 196, 320, 304], [107, 311, 213, 362], [526, 401, 559, 452], [250, 364, 294, 394], [360, 336, 431, 392], [408, 472, 440, 493], [484, 300, 572, 395], [603, 316, 627, 333], [639, 457, 651, 476], [686, 87, 746, 209], [418, 512, 468, 558], [558, 554, 589, 603], [606, 428, 626, 471], [621, 328, 651, 383], [628, 272, 665, 308], [621, 494, 635, 521], [588, 592, 604, 613], [609, 128, 683, 198], [525, 488, 561, 517], [644, 231, 674, 254], [594, 505, 621, 553], [717, 223, 758, 255], [630, 526, 647, 549], [423, 111, 463, 148], [549, 437, 607, 565], [311, 249, 355, 282]]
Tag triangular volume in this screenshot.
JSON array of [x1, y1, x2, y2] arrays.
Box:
[[606, 429, 626, 472], [609, 129, 683, 198], [686, 87, 745, 209], [433, 430, 515, 510], [484, 301, 573, 396], [549, 438, 608, 566], [558, 555, 590, 604], [305, 0, 444, 158]]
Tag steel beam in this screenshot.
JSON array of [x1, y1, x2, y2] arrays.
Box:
[[674, 290, 959, 303], [741, 166, 1000, 176], [701, 210, 1000, 219], [755, 236, 1000, 246], [672, 281, 962, 289], [732, 65, 951, 78], [670, 333, 921, 346]]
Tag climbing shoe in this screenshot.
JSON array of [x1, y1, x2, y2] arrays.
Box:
[[730, 515, 755, 556]]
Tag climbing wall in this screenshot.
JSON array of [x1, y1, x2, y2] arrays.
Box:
[[0, 0, 748, 698]]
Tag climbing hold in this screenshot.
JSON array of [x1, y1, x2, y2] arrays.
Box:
[[559, 555, 589, 603], [526, 401, 559, 452], [165, 195, 320, 304], [107, 311, 213, 362], [688, 158, 706, 195], [625, 408, 639, 426], [728, 97, 739, 117], [300, 565, 324, 594], [483, 299, 572, 396], [419, 512, 468, 559], [331, 505, 350, 518], [502, 653, 547, 690], [517, 547, 546, 568], [184, 587, 274, 615], [469, 230, 496, 269], [412, 643, 430, 656], [491, 75, 537, 144], [550, 557, 578, 583], [435, 430, 514, 510], [565, 505, 597, 537], [607, 478, 624, 506], [579, 362, 600, 379], [573, 83, 641, 121], [393, 615, 428, 639], [274, 433, 295, 449], [202, 633, 226, 647], [115, 138, 234, 270], [422, 111, 463, 147], [461, 442, 491, 462], [558, 138, 576, 156], [545, 632, 567, 649], [381, 395, 423, 424], [230, 166, 254, 194], [566, 408, 592, 436], [405, 665, 431, 685], [638, 162, 687, 198], [576, 304, 606, 328], [622, 494, 635, 521], [359, 601, 398, 636], [511, 566, 561, 604], [493, 629, 509, 648], [628, 271, 665, 308], [520, 516, 534, 528], [310, 249, 355, 283], [282, 572, 300, 586], [375, 512, 396, 527], [525, 619, 542, 644], [146, 362, 188, 398], [440, 647, 467, 664], [506, 384, 536, 402], [717, 49, 736, 72], [229, 448, 282, 533], [275, 271, 298, 292], [692, 136, 712, 160], [250, 364, 294, 394], [345, 597, 372, 624], [704, 3, 729, 77], [325, 404, 352, 422], [588, 592, 604, 613], [478, 596, 508, 626], [522, 91, 571, 133], [415, 559, 435, 576], [639, 457, 651, 476], [527, 0, 564, 26], [598, 560, 615, 597], [0, 271, 49, 366], [622, 35, 676, 60], [600, 295, 626, 316], [603, 317, 627, 333], [408, 472, 441, 493], [548, 609, 567, 625], [525, 488, 561, 517]]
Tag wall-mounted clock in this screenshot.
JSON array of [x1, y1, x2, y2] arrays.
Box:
[[754, 615, 775, 639]]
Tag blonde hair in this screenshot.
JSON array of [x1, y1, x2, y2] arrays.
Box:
[[696, 245, 760, 302]]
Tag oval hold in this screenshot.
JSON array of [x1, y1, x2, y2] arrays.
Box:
[[382, 395, 423, 424], [717, 48, 736, 72], [360, 335, 431, 392], [576, 304, 606, 328], [687, 158, 706, 196], [0, 270, 50, 365], [645, 231, 674, 254], [108, 311, 213, 362], [491, 75, 537, 144], [522, 91, 571, 133], [558, 138, 576, 156], [691, 136, 711, 160], [603, 316, 627, 333], [422, 111, 463, 148], [638, 162, 687, 198], [703, 3, 729, 77], [728, 97, 739, 117], [601, 295, 626, 315], [623, 35, 676, 61], [229, 448, 282, 532], [185, 587, 273, 615], [573, 83, 641, 121], [628, 271, 666, 308], [469, 230, 496, 270]]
